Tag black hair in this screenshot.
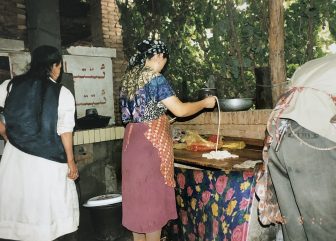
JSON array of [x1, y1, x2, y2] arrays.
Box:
[[27, 45, 63, 81], [5, 44, 63, 119]]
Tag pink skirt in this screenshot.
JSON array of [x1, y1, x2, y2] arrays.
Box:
[[121, 122, 177, 233]]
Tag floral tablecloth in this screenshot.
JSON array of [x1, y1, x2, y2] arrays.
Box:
[[165, 167, 256, 241]]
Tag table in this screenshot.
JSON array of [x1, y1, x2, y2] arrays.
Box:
[[164, 148, 280, 241], [172, 149, 262, 171]]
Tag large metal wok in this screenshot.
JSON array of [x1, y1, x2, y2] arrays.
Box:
[[217, 98, 254, 112]]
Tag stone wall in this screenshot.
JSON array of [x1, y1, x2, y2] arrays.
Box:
[[0, 0, 26, 41]]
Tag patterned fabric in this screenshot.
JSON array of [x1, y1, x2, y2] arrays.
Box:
[[254, 101, 286, 226], [255, 141, 283, 225], [120, 68, 175, 124], [120, 66, 159, 101], [128, 39, 169, 69], [120, 61, 176, 187], [144, 115, 175, 187], [165, 167, 257, 241], [121, 122, 177, 232]]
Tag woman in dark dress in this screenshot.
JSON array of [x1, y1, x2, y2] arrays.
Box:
[[120, 39, 216, 241]]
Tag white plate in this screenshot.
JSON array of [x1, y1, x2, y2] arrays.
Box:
[[83, 194, 122, 207]]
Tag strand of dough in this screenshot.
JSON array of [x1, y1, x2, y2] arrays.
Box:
[[202, 96, 239, 160], [215, 96, 220, 151]]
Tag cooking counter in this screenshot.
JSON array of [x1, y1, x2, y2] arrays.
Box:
[[174, 147, 262, 170]]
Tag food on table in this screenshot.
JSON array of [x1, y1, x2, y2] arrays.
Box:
[[222, 141, 246, 150], [207, 134, 223, 145], [173, 130, 247, 152], [180, 130, 217, 152], [173, 143, 187, 150], [187, 144, 216, 152], [202, 150, 239, 160]]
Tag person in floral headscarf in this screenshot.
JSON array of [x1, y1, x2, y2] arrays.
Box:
[[120, 39, 216, 241]]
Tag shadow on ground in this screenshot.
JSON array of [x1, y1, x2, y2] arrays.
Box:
[[78, 206, 132, 241]]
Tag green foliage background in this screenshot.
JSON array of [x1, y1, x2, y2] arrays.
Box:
[[117, 0, 336, 100]]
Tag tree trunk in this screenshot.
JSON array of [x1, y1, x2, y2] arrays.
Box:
[[225, 0, 245, 81], [306, 0, 315, 60], [268, 0, 286, 106]]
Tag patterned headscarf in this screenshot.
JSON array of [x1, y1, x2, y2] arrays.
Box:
[[128, 39, 169, 69], [121, 39, 169, 100]]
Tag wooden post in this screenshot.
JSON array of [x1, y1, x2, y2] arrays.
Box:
[[268, 0, 286, 106]]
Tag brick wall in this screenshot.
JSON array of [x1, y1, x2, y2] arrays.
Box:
[[90, 0, 127, 125], [172, 110, 272, 140], [0, 0, 26, 41], [2, 0, 127, 124]]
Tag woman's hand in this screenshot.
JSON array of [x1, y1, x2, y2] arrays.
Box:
[[67, 160, 79, 180], [203, 96, 217, 109], [60, 132, 78, 180]]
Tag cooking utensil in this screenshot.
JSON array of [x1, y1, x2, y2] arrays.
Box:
[[218, 98, 253, 112], [198, 88, 217, 100], [76, 108, 111, 130], [86, 108, 98, 116], [76, 115, 111, 130]]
